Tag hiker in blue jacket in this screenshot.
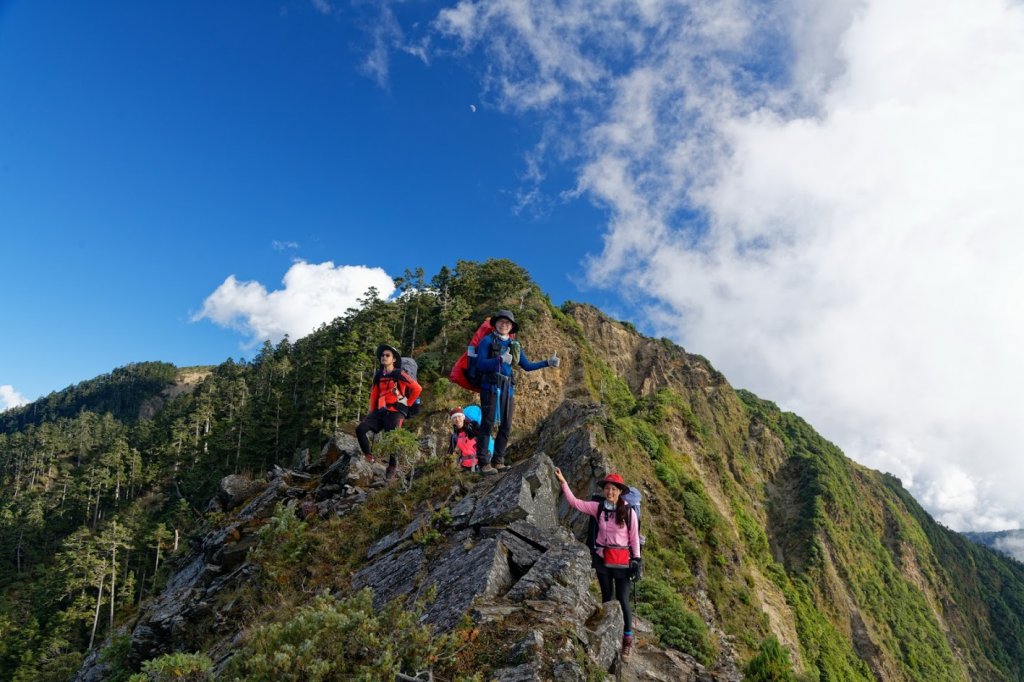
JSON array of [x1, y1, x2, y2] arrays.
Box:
[[475, 310, 559, 474]]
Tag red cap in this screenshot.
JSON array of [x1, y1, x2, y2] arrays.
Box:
[[597, 473, 629, 492], [449, 407, 464, 419]]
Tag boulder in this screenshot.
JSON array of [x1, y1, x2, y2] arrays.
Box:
[[320, 433, 360, 466], [468, 454, 560, 528], [320, 451, 377, 489], [215, 474, 266, 511], [497, 530, 543, 575], [420, 535, 515, 631], [585, 601, 624, 671], [350, 545, 425, 609], [506, 542, 596, 625]]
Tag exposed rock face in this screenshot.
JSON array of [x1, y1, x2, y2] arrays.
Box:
[[213, 474, 266, 511], [346, 451, 632, 674]]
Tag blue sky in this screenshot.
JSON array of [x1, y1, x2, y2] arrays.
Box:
[[3, 0, 1024, 534], [0, 0, 611, 401]]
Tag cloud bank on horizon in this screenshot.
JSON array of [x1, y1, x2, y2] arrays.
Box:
[[193, 261, 395, 347], [421, 0, 1024, 531]]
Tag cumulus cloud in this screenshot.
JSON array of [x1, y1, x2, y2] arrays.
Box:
[[0, 385, 29, 412], [417, 0, 1024, 530], [193, 261, 395, 345]]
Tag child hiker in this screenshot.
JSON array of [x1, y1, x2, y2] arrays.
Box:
[[447, 407, 479, 472], [356, 343, 422, 480], [554, 467, 641, 660], [474, 309, 558, 474]]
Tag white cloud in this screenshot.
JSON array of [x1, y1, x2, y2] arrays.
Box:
[[0, 385, 29, 411], [193, 261, 395, 346], [272, 240, 299, 251], [419, 0, 1024, 531], [994, 533, 1024, 563]]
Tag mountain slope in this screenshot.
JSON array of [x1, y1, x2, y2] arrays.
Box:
[[2, 260, 1023, 681]]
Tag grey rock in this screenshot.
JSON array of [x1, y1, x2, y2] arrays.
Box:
[[449, 490, 478, 529], [366, 512, 431, 560], [510, 629, 545, 663], [350, 545, 425, 609], [236, 477, 287, 523], [469, 453, 560, 528], [497, 530, 543, 575], [551, 660, 587, 682], [472, 604, 524, 624], [619, 644, 709, 682], [506, 519, 578, 551], [490, 664, 545, 682], [506, 542, 596, 626], [586, 600, 624, 671], [420, 536, 514, 631], [320, 433, 360, 465], [216, 474, 266, 511]]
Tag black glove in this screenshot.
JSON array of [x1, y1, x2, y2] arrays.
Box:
[[629, 558, 643, 581]]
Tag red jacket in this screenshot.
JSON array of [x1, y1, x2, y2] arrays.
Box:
[[368, 368, 422, 416]]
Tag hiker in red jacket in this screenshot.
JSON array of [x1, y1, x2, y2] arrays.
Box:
[[554, 467, 641, 660], [356, 344, 422, 479]]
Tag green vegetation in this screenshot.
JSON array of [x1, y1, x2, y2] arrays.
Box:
[[3, 261, 1024, 681], [635, 577, 714, 664], [224, 590, 468, 681], [128, 652, 214, 681], [744, 636, 797, 682]]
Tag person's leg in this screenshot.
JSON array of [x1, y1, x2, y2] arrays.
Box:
[[597, 570, 614, 603], [477, 387, 497, 467], [492, 388, 514, 465], [356, 410, 385, 457], [615, 577, 633, 634], [381, 411, 405, 476]]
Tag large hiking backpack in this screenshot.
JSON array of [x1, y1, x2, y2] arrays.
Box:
[[586, 486, 643, 568], [449, 321, 516, 392], [375, 357, 421, 418], [400, 357, 421, 417]]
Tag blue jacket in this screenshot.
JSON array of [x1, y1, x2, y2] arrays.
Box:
[[475, 334, 549, 388]]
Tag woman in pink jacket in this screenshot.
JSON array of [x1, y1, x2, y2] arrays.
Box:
[[554, 467, 641, 660]]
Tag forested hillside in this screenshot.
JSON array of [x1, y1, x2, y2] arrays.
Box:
[[2, 259, 1023, 682]]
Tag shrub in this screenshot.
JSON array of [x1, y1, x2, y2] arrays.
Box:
[[128, 652, 214, 681], [635, 577, 714, 664], [375, 429, 420, 464], [225, 590, 459, 681], [744, 637, 797, 682]]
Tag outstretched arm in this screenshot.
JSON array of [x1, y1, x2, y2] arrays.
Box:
[[554, 467, 598, 517]]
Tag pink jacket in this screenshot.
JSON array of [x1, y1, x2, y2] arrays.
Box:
[[561, 481, 641, 560]]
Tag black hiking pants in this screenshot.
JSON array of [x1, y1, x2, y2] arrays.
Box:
[[356, 408, 404, 467], [477, 380, 513, 465], [597, 571, 633, 634]]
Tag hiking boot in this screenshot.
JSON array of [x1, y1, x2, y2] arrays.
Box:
[[479, 464, 497, 475], [385, 464, 397, 480], [622, 634, 634, 660], [494, 462, 508, 471], [364, 454, 375, 464]]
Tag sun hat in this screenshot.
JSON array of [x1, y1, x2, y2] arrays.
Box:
[[489, 310, 519, 334], [376, 344, 401, 362], [597, 473, 629, 493]]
